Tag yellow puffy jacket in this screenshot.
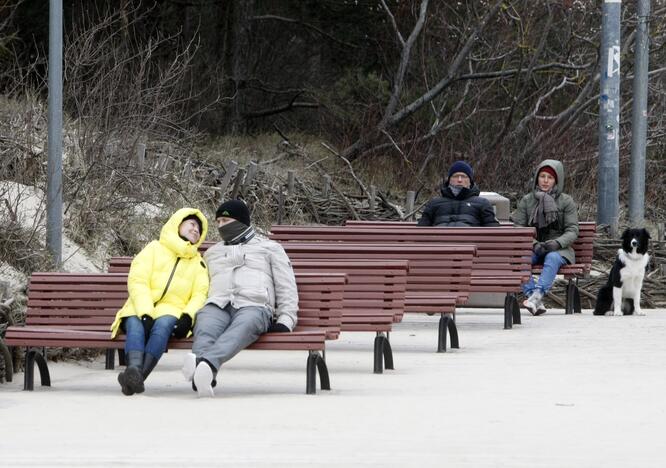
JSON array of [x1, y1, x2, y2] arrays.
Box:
[[110, 208, 210, 338]]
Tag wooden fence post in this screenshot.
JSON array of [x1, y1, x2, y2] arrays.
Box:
[[369, 185, 377, 214], [157, 153, 168, 173], [287, 170, 295, 196], [218, 160, 238, 199], [658, 222, 666, 276], [277, 189, 285, 225], [242, 162, 258, 194], [405, 191, 415, 220], [135, 143, 146, 171], [322, 175, 331, 199], [230, 168, 246, 199]]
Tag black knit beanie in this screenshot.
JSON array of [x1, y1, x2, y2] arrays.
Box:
[[215, 200, 251, 226], [447, 160, 474, 185]]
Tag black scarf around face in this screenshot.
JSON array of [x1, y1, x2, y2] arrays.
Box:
[[218, 221, 255, 245]]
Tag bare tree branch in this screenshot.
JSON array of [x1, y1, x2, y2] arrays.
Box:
[[382, 0, 430, 120], [380, 0, 406, 47], [252, 15, 358, 49], [386, 0, 505, 128]]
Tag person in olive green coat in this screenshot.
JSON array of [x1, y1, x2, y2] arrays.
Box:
[[512, 159, 579, 315]]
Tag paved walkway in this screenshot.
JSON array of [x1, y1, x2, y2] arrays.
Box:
[[2, 308, 666, 467]]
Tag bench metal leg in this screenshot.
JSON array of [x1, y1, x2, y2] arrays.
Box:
[[565, 278, 582, 314], [573, 278, 583, 314], [315, 353, 330, 391], [504, 294, 513, 329], [1, 340, 13, 383], [373, 333, 394, 374], [106, 349, 126, 370], [373, 334, 384, 373], [306, 350, 330, 395], [509, 294, 521, 325], [24, 348, 51, 391], [105, 349, 115, 370], [448, 316, 459, 349], [438, 313, 458, 352], [382, 334, 394, 370], [565, 279, 582, 314]]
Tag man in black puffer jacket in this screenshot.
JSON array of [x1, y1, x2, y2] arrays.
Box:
[[418, 160, 500, 227]]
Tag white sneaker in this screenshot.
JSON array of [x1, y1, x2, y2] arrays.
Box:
[[535, 300, 547, 316], [181, 353, 197, 381], [523, 290, 544, 316], [193, 362, 215, 398]]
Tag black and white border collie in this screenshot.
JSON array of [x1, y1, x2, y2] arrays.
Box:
[[594, 228, 651, 316]]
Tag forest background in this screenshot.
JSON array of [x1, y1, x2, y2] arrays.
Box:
[[1, 0, 665, 284]]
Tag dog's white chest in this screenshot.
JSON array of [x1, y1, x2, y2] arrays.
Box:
[[618, 250, 649, 296]]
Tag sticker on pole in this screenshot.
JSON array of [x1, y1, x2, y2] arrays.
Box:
[[607, 46, 620, 77]]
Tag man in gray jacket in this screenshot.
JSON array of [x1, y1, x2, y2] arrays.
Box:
[[182, 199, 298, 397]]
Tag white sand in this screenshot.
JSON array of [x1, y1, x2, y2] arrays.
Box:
[[2, 308, 666, 467], [0, 181, 102, 273]]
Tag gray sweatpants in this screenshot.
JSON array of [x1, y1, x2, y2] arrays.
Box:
[[192, 303, 271, 370]]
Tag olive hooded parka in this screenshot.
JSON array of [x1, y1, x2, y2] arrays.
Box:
[[110, 208, 210, 338], [511, 159, 579, 264]]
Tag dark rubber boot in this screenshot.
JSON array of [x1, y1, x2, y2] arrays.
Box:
[[141, 353, 159, 381], [118, 351, 144, 395]]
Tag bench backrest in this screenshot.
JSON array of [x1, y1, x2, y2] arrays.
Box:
[[276, 242, 475, 304], [346, 220, 596, 269], [569, 222, 595, 268], [288, 259, 408, 323], [109, 257, 408, 326], [269, 225, 532, 280], [25, 272, 346, 337]]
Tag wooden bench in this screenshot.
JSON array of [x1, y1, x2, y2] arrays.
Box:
[[531, 221, 596, 314], [4, 272, 346, 394], [274, 242, 476, 352], [346, 220, 596, 314], [110, 256, 409, 374], [270, 225, 533, 329]]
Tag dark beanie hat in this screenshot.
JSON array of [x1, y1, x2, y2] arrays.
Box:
[[538, 165, 558, 183], [447, 160, 474, 184], [181, 214, 202, 233], [215, 199, 251, 226]]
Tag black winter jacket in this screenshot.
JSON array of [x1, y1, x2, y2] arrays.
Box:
[[417, 184, 500, 227]]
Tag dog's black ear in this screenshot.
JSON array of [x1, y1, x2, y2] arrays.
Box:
[[620, 229, 631, 241], [642, 228, 651, 239]]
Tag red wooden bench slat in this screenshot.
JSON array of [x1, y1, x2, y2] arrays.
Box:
[[5, 271, 347, 393], [269, 226, 528, 295]]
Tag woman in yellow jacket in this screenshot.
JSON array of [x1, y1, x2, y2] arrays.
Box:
[[110, 208, 209, 395]]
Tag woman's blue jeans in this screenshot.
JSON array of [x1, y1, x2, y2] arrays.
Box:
[[124, 315, 178, 359], [522, 251, 567, 297]]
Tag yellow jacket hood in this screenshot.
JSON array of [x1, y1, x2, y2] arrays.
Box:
[[159, 208, 208, 258]]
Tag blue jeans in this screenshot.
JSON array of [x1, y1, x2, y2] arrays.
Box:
[[124, 315, 178, 359], [522, 251, 567, 296]]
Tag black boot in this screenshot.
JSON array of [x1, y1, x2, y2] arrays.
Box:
[[141, 353, 159, 381], [118, 350, 145, 395]]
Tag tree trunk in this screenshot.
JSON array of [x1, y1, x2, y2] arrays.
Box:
[[230, 0, 256, 134]]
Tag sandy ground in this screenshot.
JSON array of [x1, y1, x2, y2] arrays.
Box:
[[2, 308, 666, 467]]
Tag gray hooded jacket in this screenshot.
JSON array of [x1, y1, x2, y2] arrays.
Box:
[[203, 236, 299, 331], [511, 159, 579, 264]]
